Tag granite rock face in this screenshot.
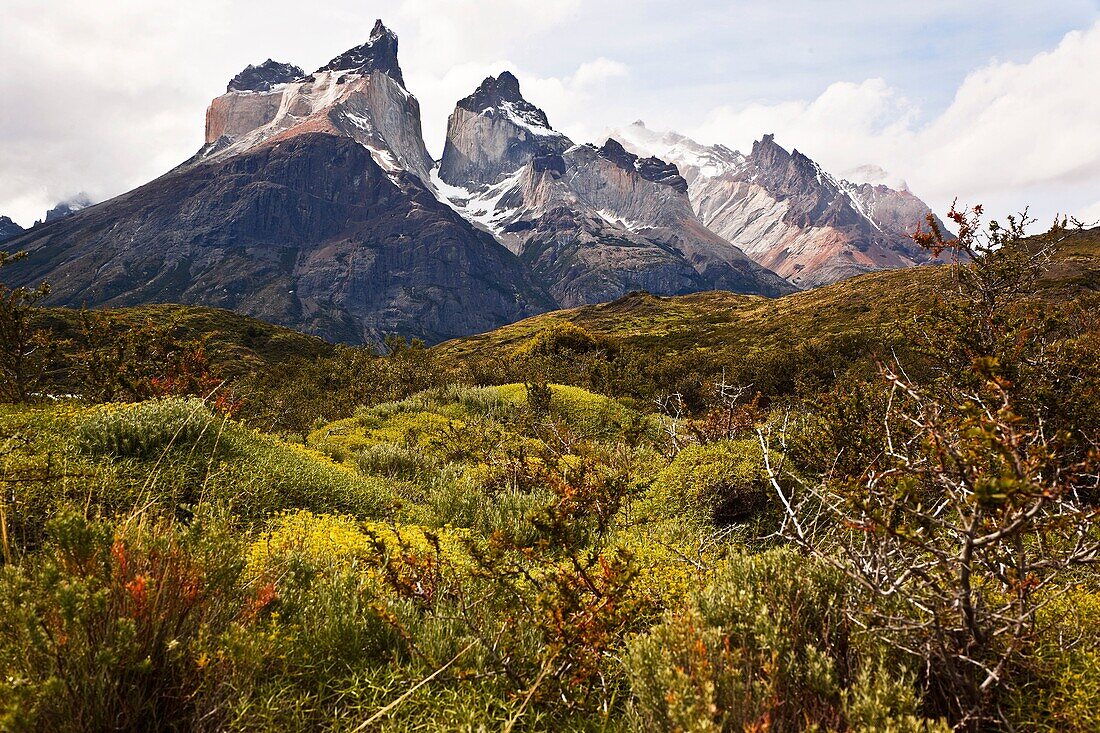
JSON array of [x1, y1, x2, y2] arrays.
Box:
[[198, 20, 433, 182], [609, 121, 947, 288], [0, 133, 553, 344], [437, 72, 571, 188], [435, 77, 794, 307]]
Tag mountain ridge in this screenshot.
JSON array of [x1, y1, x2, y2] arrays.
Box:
[[609, 122, 946, 287], [3, 19, 959, 345]]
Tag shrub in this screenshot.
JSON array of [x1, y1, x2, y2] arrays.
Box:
[[644, 439, 771, 524], [1005, 587, 1100, 732], [207, 435, 394, 522], [494, 383, 642, 438], [512, 322, 609, 359], [76, 397, 218, 459], [626, 549, 944, 732], [0, 510, 248, 731], [69, 399, 395, 523], [356, 442, 438, 481]]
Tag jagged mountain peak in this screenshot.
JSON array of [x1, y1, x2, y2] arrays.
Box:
[[748, 133, 788, 163], [608, 124, 947, 288], [597, 138, 636, 168], [438, 71, 570, 188], [0, 215, 24, 242], [370, 18, 395, 40], [227, 59, 305, 93], [316, 19, 404, 85], [200, 20, 433, 183], [462, 72, 523, 107], [458, 71, 556, 133]]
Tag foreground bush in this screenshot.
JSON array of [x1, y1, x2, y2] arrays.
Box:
[[627, 549, 946, 732], [0, 511, 247, 731], [76, 397, 218, 459], [71, 399, 396, 524]]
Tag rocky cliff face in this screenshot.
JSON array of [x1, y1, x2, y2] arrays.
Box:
[[435, 77, 793, 307], [0, 216, 23, 242], [437, 72, 571, 188], [610, 122, 945, 288]]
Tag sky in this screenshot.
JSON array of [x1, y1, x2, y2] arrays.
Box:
[[1, 0, 1099, 228]]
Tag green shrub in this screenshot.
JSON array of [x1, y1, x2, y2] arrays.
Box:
[[69, 399, 395, 523], [643, 439, 771, 524], [206, 435, 395, 522], [356, 442, 439, 481], [1005, 587, 1100, 732], [512, 322, 610, 359], [76, 397, 218, 459], [494, 383, 642, 438], [626, 549, 944, 732]]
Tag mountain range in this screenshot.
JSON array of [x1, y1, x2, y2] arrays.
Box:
[[0, 19, 944, 343]]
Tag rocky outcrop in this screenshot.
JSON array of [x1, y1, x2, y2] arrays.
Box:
[[610, 121, 946, 288], [0, 133, 553, 344], [0, 216, 23, 242], [437, 72, 571, 188], [227, 60, 305, 92]]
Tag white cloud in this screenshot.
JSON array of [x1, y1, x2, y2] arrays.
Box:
[[395, 0, 582, 72], [569, 58, 629, 90], [1080, 200, 1100, 226], [686, 21, 1100, 225]]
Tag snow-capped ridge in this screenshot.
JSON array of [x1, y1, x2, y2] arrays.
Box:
[[607, 123, 945, 287]]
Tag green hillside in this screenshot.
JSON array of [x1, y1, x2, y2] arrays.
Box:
[[36, 303, 334, 377], [437, 226, 1100, 360]]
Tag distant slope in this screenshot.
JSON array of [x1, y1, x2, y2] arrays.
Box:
[[36, 303, 334, 378], [436, 227, 1100, 360]]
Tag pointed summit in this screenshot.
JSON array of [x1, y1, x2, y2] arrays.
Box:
[[457, 72, 551, 129], [439, 71, 570, 187], [597, 139, 687, 193], [370, 18, 394, 40], [598, 138, 637, 170], [0, 216, 24, 242], [317, 19, 404, 85]]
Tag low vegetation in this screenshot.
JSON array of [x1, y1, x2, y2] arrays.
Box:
[[0, 210, 1097, 731]]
